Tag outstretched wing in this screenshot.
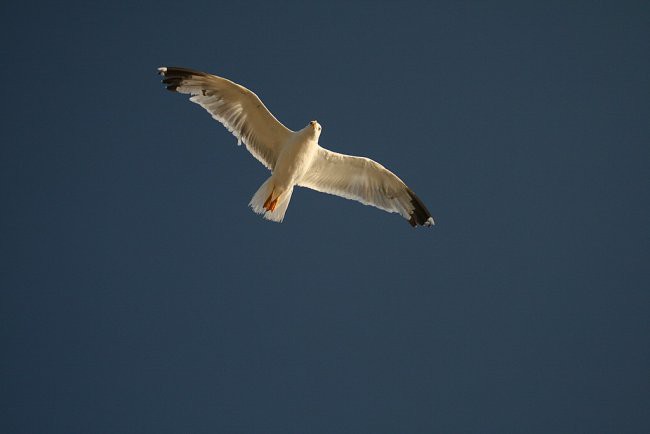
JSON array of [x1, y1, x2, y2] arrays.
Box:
[[299, 146, 434, 227], [158, 66, 293, 170]]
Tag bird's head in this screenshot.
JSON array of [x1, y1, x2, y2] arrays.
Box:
[[309, 120, 322, 138]]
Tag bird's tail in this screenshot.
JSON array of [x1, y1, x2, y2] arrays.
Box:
[[249, 177, 294, 223]]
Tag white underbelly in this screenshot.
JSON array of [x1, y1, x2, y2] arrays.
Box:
[[273, 138, 317, 189]]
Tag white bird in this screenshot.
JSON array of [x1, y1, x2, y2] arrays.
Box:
[[158, 67, 434, 227]]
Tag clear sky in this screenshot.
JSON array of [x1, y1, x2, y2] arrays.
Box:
[[2, 1, 649, 433]]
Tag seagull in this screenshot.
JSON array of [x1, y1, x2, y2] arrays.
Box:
[[158, 67, 434, 227]]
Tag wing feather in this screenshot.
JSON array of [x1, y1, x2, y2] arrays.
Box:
[[299, 147, 434, 227], [158, 66, 293, 170]]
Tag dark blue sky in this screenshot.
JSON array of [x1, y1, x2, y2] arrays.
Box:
[[2, 1, 649, 433]]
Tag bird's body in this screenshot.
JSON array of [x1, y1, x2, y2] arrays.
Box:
[[158, 66, 434, 227], [274, 125, 319, 195], [250, 124, 320, 219]]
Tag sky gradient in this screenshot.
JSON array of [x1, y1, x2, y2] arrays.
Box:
[[2, 1, 649, 433]]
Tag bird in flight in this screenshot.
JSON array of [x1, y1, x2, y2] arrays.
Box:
[[158, 67, 434, 227]]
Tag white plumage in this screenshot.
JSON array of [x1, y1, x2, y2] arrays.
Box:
[[158, 66, 434, 227]]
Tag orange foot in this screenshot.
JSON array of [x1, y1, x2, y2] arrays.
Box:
[[267, 198, 278, 212], [263, 188, 275, 211]]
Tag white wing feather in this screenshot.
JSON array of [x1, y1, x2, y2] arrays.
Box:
[[158, 67, 293, 170], [299, 147, 434, 226]]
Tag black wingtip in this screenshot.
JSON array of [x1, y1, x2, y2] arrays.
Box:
[[158, 66, 209, 92], [406, 188, 435, 227], [157, 66, 209, 78]]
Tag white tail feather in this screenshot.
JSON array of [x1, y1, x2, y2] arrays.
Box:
[[248, 177, 294, 223], [249, 177, 274, 215]]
